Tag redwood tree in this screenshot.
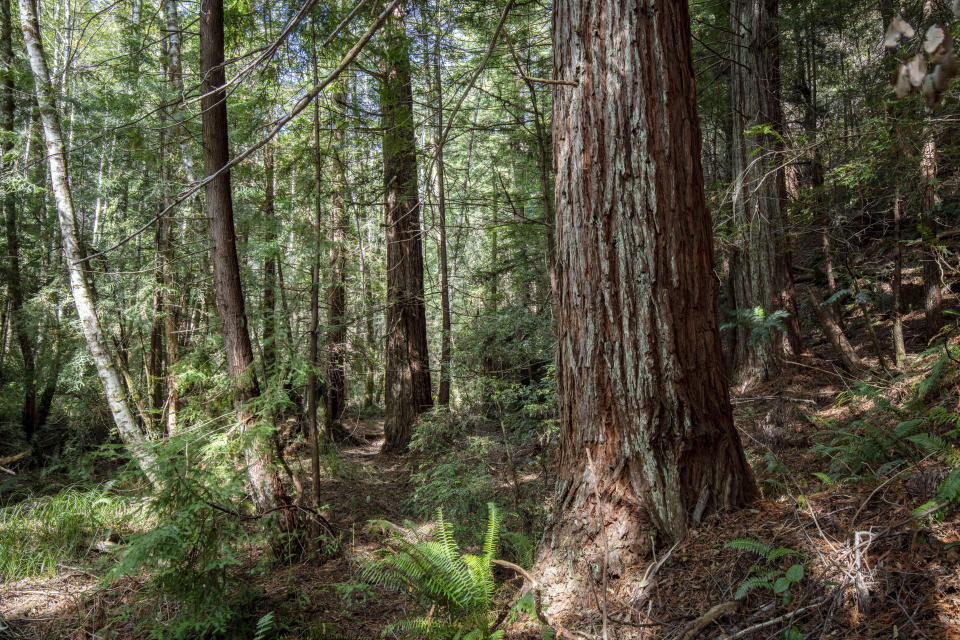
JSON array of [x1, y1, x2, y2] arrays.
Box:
[[728, 0, 802, 385], [200, 0, 288, 514], [536, 0, 756, 613], [380, 2, 432, 452]]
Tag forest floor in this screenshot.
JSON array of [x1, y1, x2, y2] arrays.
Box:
[[4, 294, 960, 638]]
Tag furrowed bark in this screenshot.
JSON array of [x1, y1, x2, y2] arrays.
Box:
[[380, 1, 432, 452], [537, 0, 756, 617], [199, 0, 288, 514]]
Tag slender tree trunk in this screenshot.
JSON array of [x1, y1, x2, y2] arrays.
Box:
[[18, 0, 158, 485], [892, 189, 906, 366], [381, 1, 432, 452], [431, 33, 452, 408], [536, 0, 756, 615], [262, 141, 277, 382], [306, 17, 323, 515], [920, 137, 942, 341], [199, 0, 286, 513]]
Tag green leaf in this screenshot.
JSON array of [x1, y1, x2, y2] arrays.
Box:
[[773, 577, 791, 594], [785, 564, 804, 582]]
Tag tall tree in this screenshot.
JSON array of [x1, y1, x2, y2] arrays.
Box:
[[199, 0, 287, 513], [380, 1, 432, 452], [2, 0, 38, 442], [18, 0, 157, 484], [536, 0, 756, 612], [325, 80, 349, 434], [729, 0, 802, 385]]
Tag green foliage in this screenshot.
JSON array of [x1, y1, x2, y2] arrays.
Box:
[[812, 354, 960, 520], [721, 307, 792, 346], [0, 483, 144, 581], [364, 503, 507, 639], [108, 435, 264, 639], [726, 538, 805, 605]]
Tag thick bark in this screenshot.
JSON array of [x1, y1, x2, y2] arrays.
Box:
[[380, 2, 432, 452], [18, 0, 158, 484], [537, 0, 756, 615], [325, 82, 348, 433], [729, 0, 800, 384], [200, 0, 286, 513]]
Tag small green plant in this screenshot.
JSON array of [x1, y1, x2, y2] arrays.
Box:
[[721, 307, 791, 346], [726, 538, 805, 605], [363, 503, 507, 639]]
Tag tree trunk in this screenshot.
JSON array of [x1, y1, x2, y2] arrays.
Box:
[[536, 0, 757, 615], [808, 287, 866, 373], [380, 1, 432, 452], [920, 137, 942, 342], [1, 0, 38, 443], [729, 0, 800, 385], [325, 81, 349, 433], [262, 140, 277, 382], [200, 0, 286, 513], [892, 189, 906, 366], [18, 0, 158, 485], [431, 31, 452, 408]]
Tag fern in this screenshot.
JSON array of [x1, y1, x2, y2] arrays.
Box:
[[252, 612, 275, 640], [725, 538, 772, 557], [726, 538, 805, 604], [364, 503, 505, 639]]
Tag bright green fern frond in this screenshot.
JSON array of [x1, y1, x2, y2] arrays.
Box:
[[481, 503, 500, 560], [937, 467, 960, 504], [725, 538, 772, 558]]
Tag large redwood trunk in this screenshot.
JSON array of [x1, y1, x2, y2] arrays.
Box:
[[728, 0, 801, 385], [537, 0, 757, 616], [200, 0, 287, 514], [325, 80, 349, 434], [380, 2, 432, 452]]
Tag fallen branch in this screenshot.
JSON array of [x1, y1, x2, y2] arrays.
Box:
[[713, 598, 828, 640], [0, 450, 30, 466], [681, 601, 738, 640]]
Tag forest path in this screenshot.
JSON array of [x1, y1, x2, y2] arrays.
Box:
[[257, 415, 417, 636], [308, 415, 413, 529]]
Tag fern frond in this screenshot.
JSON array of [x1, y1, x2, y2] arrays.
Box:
[[767, 547, 802, 562], [936, 467, 960, 503], [734, 575, 772, 600], [725, 538, 772, 558]]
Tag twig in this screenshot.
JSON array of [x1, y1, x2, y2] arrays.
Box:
[[0, 450, 30, 466], [0, 465, 15, 475], [681, 601, 738, 640], [520, 75, 577, 86], [714, 598, 828, 640]]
